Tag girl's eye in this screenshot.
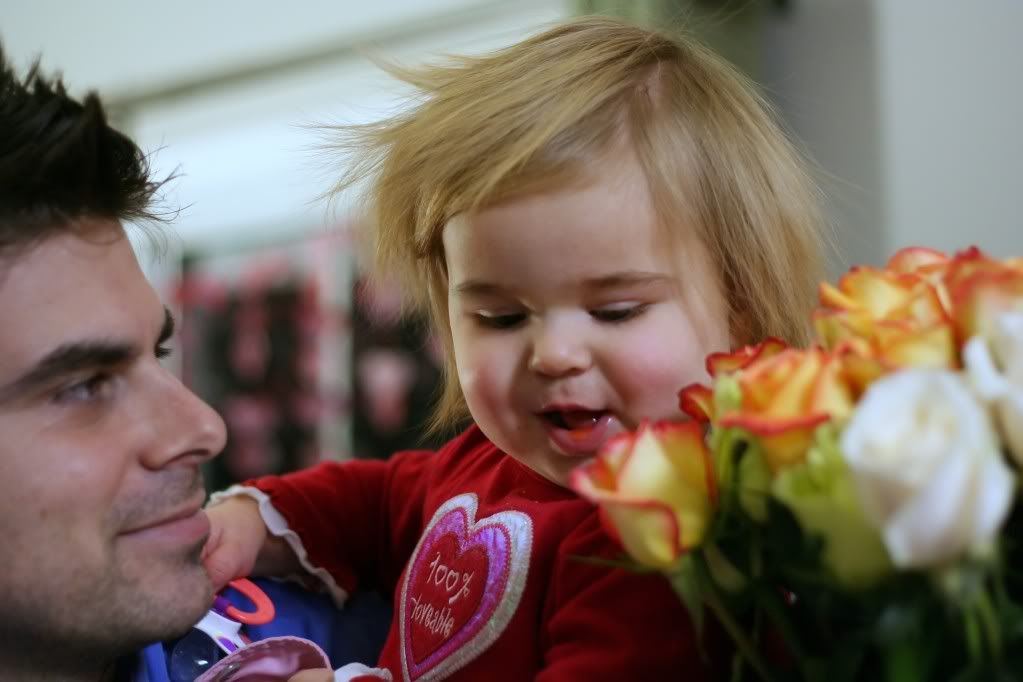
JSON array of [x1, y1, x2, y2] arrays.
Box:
[[155, 344, 172, 359], [55, 373, 115, 404], [591, 304, 648, 323], [475, 312, 527, 329]]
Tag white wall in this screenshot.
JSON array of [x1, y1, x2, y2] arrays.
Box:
[[8, 0, 1018, 268], [763, 0, 1022, 271], [124, 0, 573, 253], [762, 0, 884, 271], [3, 0, 560, 96], [3, 0, 573, 256], [876, 0, 1023, 258]]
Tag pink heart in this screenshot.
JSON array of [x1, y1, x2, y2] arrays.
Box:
[[399, 494, 532, 681]]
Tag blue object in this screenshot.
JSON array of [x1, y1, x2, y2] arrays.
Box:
[[167, 628, 224, 681], [128, 580, 392, 682]]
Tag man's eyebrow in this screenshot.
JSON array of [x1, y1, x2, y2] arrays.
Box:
[[0, 341, 137, 404], [0, 307, 172, 405]]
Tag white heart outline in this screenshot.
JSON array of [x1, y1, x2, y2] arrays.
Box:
[[399, 493, 533, 681]]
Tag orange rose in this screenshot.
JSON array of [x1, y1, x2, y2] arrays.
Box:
[[946, 251, 1023, 342], [705, 337, 788, 377], [885, 246, 949, 276], [678, 338, 788, 422], [571, 422, 716, 569], [678, 383, 714, 423], [717, 348, 855, 472], [814, 265, 957, 370]]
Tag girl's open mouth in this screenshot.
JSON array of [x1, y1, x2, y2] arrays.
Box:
[[540, 410, 618, 456]]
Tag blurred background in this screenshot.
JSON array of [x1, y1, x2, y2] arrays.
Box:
[[3, 0, 1019, 487]]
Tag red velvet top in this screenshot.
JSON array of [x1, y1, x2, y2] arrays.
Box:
[[250, 425, 714, 681]]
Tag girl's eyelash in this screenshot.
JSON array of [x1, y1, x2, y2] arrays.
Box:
[[474, 305, 649, 328], [155, 344, 172, 359], [591, 304, 649, 323], [475, 313, 526, 329]]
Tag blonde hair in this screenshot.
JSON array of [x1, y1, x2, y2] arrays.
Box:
[[329, 15, 826, 431]]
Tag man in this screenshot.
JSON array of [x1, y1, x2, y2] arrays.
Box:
[[0, 48, 227, 680], [0, 49, 393, 682]]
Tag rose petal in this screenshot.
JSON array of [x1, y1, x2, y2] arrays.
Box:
[[706, 337, 787, 377], [571, 422, 716, 569], [719, 412, 829, 473], [995, 392, 1023, 467], [618, 423, 714, 507], [810, 354, 856, 420], [678, 383, 714, 422], [964, 336, 1012, 402], [972, 454, 1016, 546], [886, 246, 948, 274], [876, 322, 958, 369], [813, 309, 873, 351], [599, 498, 685, 569], [883, 449, 974, 568], [883, 447, 1012, 569], [949, 266, 1023, 341], [833, 267, 920, 318]]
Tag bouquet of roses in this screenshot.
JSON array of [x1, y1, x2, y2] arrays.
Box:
[[571, 246, 1023, 681]]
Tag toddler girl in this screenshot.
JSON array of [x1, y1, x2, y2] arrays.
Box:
[[204, 15, 825, 681]]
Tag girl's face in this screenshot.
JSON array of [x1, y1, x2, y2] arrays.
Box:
[[443, 153, 730, 487]]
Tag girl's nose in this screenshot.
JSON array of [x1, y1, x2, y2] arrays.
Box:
[[528, 322, 591, 377]]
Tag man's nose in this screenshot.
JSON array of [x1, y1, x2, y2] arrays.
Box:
[[528, 318, 591, 378], [139, 369, 227, 470]]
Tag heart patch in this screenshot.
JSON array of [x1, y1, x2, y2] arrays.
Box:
[[399, 494, 532, 681]]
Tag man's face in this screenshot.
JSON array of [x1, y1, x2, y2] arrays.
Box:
[[0, 223, 226, 661]]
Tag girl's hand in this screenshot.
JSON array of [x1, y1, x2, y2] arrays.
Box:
[[201, 496, 268, 591]]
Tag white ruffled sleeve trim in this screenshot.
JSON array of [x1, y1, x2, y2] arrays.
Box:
[[208, 485, 349, 608], [334, 662, 393, 681]]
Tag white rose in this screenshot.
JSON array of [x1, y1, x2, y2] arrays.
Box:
[[840, 369, 1014, 569], [964, 311, 1023, 465]]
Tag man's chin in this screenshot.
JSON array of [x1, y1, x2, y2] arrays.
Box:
[[137, 581, 212, 644], [122, 554, 214, 630]]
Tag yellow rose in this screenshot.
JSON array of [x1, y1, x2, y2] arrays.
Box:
[[571, 422, 717, 570]]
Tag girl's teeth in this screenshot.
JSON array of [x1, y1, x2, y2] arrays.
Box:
[[563, 411, 602, 429]]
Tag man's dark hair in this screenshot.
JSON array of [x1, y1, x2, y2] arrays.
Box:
[[0, 45, 165, 257]]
